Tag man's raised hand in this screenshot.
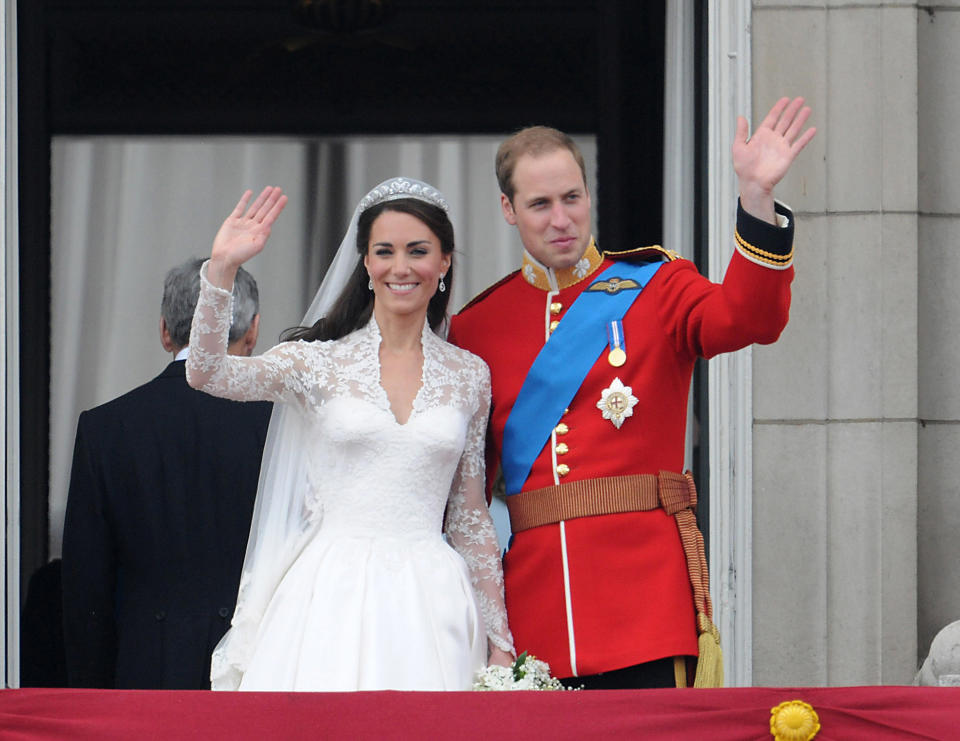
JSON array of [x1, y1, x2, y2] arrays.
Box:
[[733, 97, 816, 224]]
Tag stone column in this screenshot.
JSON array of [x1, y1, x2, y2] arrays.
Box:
[[918, 0, 960, 664], [751, 1, 919, 685], [2, 0, 20, 685]]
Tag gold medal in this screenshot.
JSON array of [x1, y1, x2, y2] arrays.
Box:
[[606, 320, 627, 367], [607, 347, 626, 367]]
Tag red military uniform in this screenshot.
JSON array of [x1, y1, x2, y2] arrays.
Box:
[[448, 202, 794, 679]]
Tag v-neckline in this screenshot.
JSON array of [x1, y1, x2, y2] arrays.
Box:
[[370, 317, 427, 426]]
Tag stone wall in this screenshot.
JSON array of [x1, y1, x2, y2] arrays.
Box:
[[750, 0, 921, 685]]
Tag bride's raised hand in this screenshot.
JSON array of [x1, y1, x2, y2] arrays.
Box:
[[208, 186, 288, 287]]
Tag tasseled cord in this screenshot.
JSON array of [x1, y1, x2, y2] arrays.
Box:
[[693, 611, 724, 688]]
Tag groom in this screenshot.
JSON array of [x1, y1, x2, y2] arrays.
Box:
[[449, 98, 815, 689]]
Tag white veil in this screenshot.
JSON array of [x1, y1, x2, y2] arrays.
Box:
[[211, 177, 450, 690]]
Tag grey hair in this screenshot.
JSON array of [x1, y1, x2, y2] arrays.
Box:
[[161, 257, 260, 348]]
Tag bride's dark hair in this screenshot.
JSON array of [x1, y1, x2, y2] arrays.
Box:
[[282, 198, 455, 343]]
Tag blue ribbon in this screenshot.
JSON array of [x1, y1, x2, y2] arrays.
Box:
[[501, 260, 663, 495]]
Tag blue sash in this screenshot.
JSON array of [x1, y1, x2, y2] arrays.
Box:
[[502, 260, 663, 495]]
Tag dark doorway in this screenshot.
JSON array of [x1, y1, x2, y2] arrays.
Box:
[[17, 0, 668, 603]]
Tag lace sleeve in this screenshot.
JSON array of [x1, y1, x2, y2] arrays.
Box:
[[186, 261, 324, 405], [444, 360, 515, 657]]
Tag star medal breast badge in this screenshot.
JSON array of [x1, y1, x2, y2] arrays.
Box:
[[597, 377, 638, 429]]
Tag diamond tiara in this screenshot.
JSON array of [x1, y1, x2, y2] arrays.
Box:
[[358, 177, 449, 214]]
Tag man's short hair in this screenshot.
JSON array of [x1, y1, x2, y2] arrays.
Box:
[[161, 257, 259, 348], [495, 125, 588, 203]]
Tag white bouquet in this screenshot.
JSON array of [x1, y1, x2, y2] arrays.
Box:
[[473, 651, 568, 691]]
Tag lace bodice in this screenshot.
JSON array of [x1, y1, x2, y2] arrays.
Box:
[[187, 265, 513, 656]]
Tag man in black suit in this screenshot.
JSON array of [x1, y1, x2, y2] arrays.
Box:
[[61, 257, 272, 689]]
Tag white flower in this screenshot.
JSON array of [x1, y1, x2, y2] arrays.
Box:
[[473, 652, 569, 691], [573, 257, 590, 279]]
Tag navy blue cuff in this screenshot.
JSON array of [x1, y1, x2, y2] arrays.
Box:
[[734, 199, 795, 269]]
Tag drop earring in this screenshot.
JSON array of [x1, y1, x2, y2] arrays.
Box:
[[438, 274, 446, 293], [368, 277, 374, 291]]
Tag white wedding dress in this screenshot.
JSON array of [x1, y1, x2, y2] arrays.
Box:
[[187, 266, 513, 691]]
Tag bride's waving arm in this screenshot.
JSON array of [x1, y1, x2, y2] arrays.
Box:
[[444, 360, 515, 666], [186, 187, 322, 404]]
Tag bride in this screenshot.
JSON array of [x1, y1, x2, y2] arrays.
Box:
[[187, 177, 515, 691]]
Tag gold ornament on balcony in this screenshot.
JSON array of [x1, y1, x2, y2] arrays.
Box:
[[769, 700, 821, 741]]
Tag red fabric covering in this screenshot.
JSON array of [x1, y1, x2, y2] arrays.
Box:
[[0, 686, 956, 740]]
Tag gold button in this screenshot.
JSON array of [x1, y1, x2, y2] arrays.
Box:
[[549, 320, 560, 332], [563, 408, 569, 415], [555, 442, 569, 455], [550, 302, 563, 315], [556, 463, 570, 477], [555, 422, 569, 435]]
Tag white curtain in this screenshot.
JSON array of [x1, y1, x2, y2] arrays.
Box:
[[48, 134, 597, 556]]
